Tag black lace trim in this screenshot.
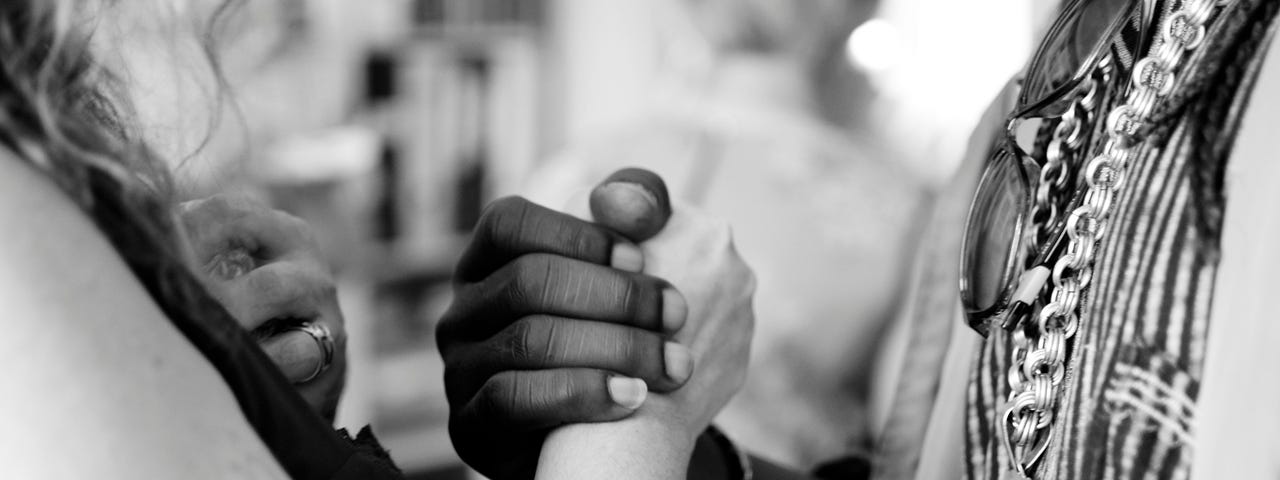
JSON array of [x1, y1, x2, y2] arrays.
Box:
[[337, 426, 404, 476]]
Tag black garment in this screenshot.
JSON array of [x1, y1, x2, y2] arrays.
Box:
[[88, 169, 403, 479]]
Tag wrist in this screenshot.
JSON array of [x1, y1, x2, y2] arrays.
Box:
[[537, 413, 697, 479]]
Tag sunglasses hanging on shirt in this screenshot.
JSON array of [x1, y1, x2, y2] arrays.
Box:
[[955, 0, 1232, 476]]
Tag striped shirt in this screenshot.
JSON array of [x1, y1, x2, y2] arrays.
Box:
[[875, 1, 1280, 479]]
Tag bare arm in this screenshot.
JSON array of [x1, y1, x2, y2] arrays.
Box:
[[0, 153, 287, 479], [538, 415, 696, 479]]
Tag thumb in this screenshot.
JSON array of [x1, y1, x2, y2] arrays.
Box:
[[589, 168, 673, 243]]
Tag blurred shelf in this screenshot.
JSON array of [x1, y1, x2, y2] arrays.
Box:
[[379, 424, 462, 474], [373, 348, 449, 424], [371, 348, 457, 473], [360, 235, 469, 289]]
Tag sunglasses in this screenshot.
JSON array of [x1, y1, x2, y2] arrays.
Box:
[[960, 0, 1155, 337]]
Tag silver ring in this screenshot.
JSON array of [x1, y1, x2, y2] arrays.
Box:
[[291, 322, 334, 383]]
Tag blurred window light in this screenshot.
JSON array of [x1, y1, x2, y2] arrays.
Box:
[[849, 0, 1033, 183], [845, 18, 902, 73]]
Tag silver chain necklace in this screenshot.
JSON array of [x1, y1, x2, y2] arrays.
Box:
[[1000, 0, 1232, 476]]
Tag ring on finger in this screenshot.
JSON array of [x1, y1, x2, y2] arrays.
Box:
[[290, 322, 334, 383]]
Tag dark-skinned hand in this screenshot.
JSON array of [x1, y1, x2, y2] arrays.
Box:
[[437, 169, 694, 479]]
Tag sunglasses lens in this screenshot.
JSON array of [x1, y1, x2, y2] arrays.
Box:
[[962, 150, 1028, 313], [1021, 0, 1134, 111]]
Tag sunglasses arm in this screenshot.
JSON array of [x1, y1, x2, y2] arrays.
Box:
[[1001, 265, 1051, 331]]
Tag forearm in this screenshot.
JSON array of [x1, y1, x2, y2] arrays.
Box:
[[537, 416, 816, 480], [537, 411, 696, 479]]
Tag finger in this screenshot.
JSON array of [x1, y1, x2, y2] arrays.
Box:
[[441, 253, 687, 341], [221, 261, 333, 329], [455, 196, 644, 282], [449, 368, 647, 477], [290, 317, 348, 420], [259, 330, 323, 383], [563, 188, 643, 273], [447, 315, 694, 398], [457, 369, 647, 432], [589, 168, 673, 243], [180, 195, 316, 263]]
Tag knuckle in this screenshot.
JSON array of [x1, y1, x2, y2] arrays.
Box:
[[538, 318, 561, 364], [480, 196, 531, 242], [474, 373, 517, 418], [246, 266, 289, 300], [508, 254, 552, 308], [502, 317, 541, 363]]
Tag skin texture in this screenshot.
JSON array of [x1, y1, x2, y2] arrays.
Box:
[[538, 175, 756, 480], [439, 169, 756, 479], [437, 189, 694, 479], [2, 1, 338, 475], [178, 194, 347, 420], [95, 0, 350, 420], [0, 151, 288, 479]]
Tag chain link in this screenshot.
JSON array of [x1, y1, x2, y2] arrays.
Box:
[[1032, 80, 1101, 249], [1003, 0, 1229, 472]]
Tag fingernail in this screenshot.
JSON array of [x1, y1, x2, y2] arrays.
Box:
[[608, 376, 648, 410], [664, 342, 694, 384], [591, 181, 665, 241], [663, 288, 687, 332], [598, 182, 660, 216], [611, 242, 644, 272]]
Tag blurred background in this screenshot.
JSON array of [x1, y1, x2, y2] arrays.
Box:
[[173, 0, 1061, 478]]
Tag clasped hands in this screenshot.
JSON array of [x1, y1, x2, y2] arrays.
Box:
[[438, 169, 757, 479], [174, 168, 755, 479]]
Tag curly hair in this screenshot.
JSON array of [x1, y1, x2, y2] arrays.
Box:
[[0, 2, 169, 204], [0, 1, 251, 328], [0, 1, 241, 255]]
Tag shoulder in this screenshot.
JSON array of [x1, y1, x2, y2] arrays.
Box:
[[0, 151, 286, 479]]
